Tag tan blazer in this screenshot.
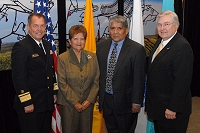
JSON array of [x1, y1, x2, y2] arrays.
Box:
[[57, 48, 100, 107]]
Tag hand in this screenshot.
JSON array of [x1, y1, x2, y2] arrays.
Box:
[[24, 104, 34, 113], [53, 95, 57, 103], [82, 100, 91, 110], [132, 104, 141, 113], [165, 109, 176, 119], [74, 102, 83, 112]]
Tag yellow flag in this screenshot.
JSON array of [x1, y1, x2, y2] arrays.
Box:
[[83, 0, 96, 53]]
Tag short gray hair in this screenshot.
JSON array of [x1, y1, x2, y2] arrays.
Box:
[[109, 15, 128, 28], [157, 10, 180, 27]]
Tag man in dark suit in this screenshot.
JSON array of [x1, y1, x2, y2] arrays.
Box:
[[146, 10, 193, 133], [11, 13, 57, 133], [96, 15, 146, 133]]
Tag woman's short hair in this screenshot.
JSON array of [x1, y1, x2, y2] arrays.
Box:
[[69, 25, 87, 40]]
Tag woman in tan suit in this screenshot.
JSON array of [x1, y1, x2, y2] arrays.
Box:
[[57, 25, 99, 133]]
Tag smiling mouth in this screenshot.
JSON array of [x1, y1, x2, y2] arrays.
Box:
[[36, 32, 43, 35], [160, 32, 167, 34]]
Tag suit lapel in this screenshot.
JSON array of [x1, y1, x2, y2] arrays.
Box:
[[102, 40, 112, 73], [101, 38, 131, 77], [43, 40, 50, 63], [148, 39, 161, 64], [148, 33, 180, 72], [113, 38, 130, 76]]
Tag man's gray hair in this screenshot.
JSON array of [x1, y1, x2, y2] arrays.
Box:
[[109, 15, 128, 28], [157, 10, 180, 27]]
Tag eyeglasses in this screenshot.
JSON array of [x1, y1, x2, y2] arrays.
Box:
[[157, 22, 174, 28]]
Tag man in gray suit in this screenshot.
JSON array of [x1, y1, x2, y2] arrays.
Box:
[[146, 10, 193, 133], [96, 15, 146, 133]]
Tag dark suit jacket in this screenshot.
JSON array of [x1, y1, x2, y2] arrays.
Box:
[[146, 32, 193, 120], [96, 37, 146, 115], [11, 34, 56, 112]]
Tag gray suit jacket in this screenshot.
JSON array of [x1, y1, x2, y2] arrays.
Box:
[[97, 37, 146, 115]]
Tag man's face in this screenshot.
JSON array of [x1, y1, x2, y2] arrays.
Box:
[[109, 21, 128, 42], [27, 16, 46, 42], [157, 14, 178, 41]]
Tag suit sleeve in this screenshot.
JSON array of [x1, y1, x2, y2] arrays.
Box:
[[132, 45, 146, 105], [11, 42, 33, 107], [168, 43, 193, 113]]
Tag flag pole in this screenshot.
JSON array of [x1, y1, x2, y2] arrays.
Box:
[[118, 0, 124, 16], [57, 0, 66, 54]]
